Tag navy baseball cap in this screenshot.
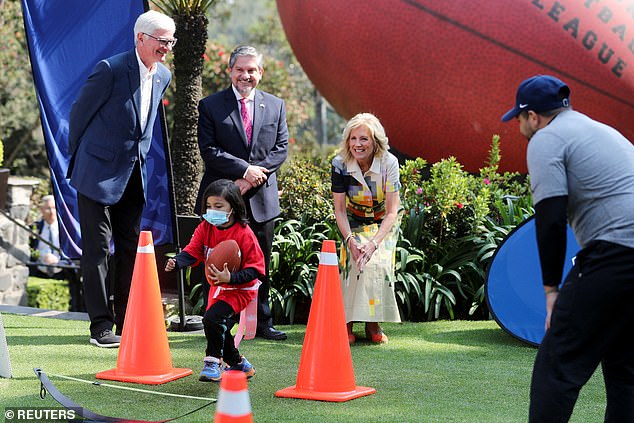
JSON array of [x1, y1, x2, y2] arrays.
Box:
[[501, 75, 571, 122]]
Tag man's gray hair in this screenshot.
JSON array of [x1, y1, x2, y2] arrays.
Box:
[[40, 195, 54, 206], [134, 10, 175, 45], [229, 45, 264, 68]]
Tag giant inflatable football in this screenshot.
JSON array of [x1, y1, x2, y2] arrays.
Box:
[[277, 0, 634, 172]]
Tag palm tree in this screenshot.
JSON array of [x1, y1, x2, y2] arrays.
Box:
[[152, 0, 216, 214]]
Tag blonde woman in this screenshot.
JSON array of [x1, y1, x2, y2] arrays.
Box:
[[331, 113, 401, 344]]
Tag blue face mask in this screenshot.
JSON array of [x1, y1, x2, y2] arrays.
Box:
[[203, 209, 232, 226]]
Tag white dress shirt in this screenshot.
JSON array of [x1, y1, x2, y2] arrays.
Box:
[[37, 220, 61, 275], [136, 50, 157, 132]]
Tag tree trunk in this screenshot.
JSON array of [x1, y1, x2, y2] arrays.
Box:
[[170, 14, 208, 215]]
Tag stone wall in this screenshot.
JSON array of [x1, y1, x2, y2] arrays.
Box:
[[0, 177, 39, 305]]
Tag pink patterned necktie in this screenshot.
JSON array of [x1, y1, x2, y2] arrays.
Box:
[[240, 98, 252, 144]]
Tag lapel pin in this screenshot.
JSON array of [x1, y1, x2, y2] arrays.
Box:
[[259, 103, 265, 108]]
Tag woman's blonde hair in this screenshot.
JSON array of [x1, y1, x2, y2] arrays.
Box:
[[338, 113, 389, 163]]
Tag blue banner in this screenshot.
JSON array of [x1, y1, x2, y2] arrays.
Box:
[[21, 0, 174, 258]]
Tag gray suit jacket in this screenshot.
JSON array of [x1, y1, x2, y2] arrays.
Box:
[[196, 87, 289, 222]]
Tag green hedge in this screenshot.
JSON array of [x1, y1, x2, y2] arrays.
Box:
[[26, 277, 70, 311]]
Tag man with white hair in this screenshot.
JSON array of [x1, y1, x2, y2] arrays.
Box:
[[68, 10, 175, 347]]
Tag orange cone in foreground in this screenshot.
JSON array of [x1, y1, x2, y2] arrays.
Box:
[[96, 231, 192, 384], [275, 240, 376, 402], [214, 370, 253, 422]]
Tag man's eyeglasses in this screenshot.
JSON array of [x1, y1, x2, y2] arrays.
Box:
[[143, 32, 177, 48]]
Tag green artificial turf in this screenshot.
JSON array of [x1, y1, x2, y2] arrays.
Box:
[[0, 315, 605, 422]]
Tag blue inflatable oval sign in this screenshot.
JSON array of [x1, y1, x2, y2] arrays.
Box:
[[485, 217, 580, 346]]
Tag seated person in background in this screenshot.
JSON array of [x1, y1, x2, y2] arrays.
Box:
[[29, 195, 63, 279]]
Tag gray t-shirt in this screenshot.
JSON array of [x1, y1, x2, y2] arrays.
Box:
[[528, 109, 634, 249]]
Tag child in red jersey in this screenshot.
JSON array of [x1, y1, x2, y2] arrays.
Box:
[[165, 179, 264, 382]]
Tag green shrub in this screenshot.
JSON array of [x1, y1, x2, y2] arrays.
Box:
[[269, 217, 339, 324], [271, 146, 338, 324], [277, 145, 335, 223], [26, 278, 70, 311], [396, 155, 488, 320], [395, 135, 533, 321]]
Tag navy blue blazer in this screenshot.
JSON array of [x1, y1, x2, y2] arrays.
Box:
[[67, 49, 171, 205], [197, 87, 289, 222]]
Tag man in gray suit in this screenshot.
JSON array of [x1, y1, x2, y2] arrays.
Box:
[[196, 45, 289, 340], [68, 10, 175, 347]]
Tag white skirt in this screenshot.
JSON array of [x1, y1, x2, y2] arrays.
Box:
[[340, 222, 401, 323]]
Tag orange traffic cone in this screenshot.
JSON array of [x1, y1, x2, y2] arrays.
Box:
[[96, 231, 192, 384], [214, 370, 253, 422], [275, 240, 376, 402]]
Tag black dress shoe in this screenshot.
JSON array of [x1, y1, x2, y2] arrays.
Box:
[[256, 326, 287, 340]]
